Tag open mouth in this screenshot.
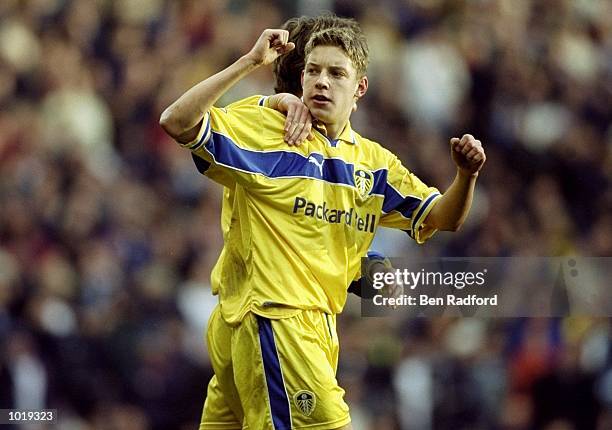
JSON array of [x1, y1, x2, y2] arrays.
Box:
[[312, 95, 331, 103]]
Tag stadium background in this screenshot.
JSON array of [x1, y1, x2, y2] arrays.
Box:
[[0, 0, 610, 428]]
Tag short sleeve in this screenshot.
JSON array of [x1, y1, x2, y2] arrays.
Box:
[[188, 95, 268, 183], [176, 104, 268, 188], [378, 153, 441, 244]]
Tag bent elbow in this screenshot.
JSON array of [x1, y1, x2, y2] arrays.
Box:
[[159, 107, 183, 139], [425, 214, 464, 232], [445, 221, 464, 232], [431, 219, 464, 232]]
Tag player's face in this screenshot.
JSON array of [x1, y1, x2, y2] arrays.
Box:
[[301, 46, 367, 135]]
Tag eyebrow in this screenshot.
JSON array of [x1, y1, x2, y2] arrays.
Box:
[[306, 62, 349, 72]]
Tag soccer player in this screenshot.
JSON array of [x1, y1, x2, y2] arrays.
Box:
[[196, 15, 394, 303], [160, 22, 485, 430]]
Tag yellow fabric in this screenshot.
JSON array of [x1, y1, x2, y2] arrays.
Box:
[[182, 102, 440, 324], [209, 96, 267, 295], [201, 305, 350, 430], [200, 375, 243, 430]]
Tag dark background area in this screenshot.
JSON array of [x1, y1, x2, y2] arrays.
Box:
[[0, 0, 610, 429]]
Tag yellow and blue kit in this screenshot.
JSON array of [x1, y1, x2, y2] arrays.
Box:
[[193, 96, 384, 299], [181, 98, 441, 429]]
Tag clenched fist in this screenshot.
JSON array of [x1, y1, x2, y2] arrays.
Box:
[[245, 29, 295, 67], [450, 134, 486, 176]]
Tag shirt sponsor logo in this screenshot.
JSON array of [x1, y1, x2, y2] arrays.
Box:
[[292, 196, 376, 233]]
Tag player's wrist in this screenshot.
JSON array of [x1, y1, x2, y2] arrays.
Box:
[[265, 94, 282, 110], [240, 53, 264, 69], [457, 168, 479, 179], [277, 94, 292, 112]]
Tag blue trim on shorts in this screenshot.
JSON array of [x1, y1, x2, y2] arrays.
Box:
[[257, 316, 291, 430]]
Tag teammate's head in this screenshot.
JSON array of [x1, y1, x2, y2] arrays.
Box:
[[273, 14, 361, 97], [301, 26, 369, 131]]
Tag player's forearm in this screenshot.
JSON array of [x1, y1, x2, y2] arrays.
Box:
[[425, 170, 478, 231], [160, 55, 260, 142]]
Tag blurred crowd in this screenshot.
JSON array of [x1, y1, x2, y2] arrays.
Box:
[[0, 0, 611, 429]]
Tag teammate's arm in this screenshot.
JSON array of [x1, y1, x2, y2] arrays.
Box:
[[349, 251, 401, 302], [159, 29, 295, 144], [220, 94, 312, 146], [265, 93, 313, 145], [424, 134, 486, 231]]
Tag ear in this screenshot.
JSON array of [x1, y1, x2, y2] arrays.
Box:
[[301, 69, 305, 89], [355, 76, 368, 99]]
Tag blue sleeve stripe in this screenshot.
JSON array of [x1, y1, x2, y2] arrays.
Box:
[[382, 186, 404, 213], [258, 96, 268, 106], [395, 195, 422, 218], [381, 183, 421, 218], [205, 132, 361, 188], [187, 115, 211, 151], [411, 192, 441, 233], [257, 316, 292, 430], [371, 169, 388, 196]]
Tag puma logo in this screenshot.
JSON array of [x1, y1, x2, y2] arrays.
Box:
[[308, 155, 324, 176]]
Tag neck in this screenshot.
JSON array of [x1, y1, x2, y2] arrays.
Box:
[[325, 123, 343, 140], [321, 114, 350, 140]]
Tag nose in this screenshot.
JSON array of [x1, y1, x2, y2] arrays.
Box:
[[315, 72, 330, 90]]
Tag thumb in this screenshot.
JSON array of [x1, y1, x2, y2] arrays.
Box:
[[276, 42, 295, 55], [450, 137, 461, 152]]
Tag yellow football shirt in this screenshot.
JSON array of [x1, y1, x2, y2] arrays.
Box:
[[182, 103, 441, 324], [193, 96, 268, 296]]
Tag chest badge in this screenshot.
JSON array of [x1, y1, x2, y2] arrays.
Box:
[[354, 169, 374, 199]]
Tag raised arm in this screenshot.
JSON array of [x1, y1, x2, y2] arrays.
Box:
[[424, 134, 486, 231], [159, 29, 294, 144]]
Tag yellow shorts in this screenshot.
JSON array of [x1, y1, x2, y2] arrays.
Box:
[[200, 305, 351, 430]]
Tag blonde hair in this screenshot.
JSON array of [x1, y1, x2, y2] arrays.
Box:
[[304, 26, 369, 78]]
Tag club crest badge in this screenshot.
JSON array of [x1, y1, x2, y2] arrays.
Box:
[[354, 169, 374, 199], [293, 390, 316, 416]]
